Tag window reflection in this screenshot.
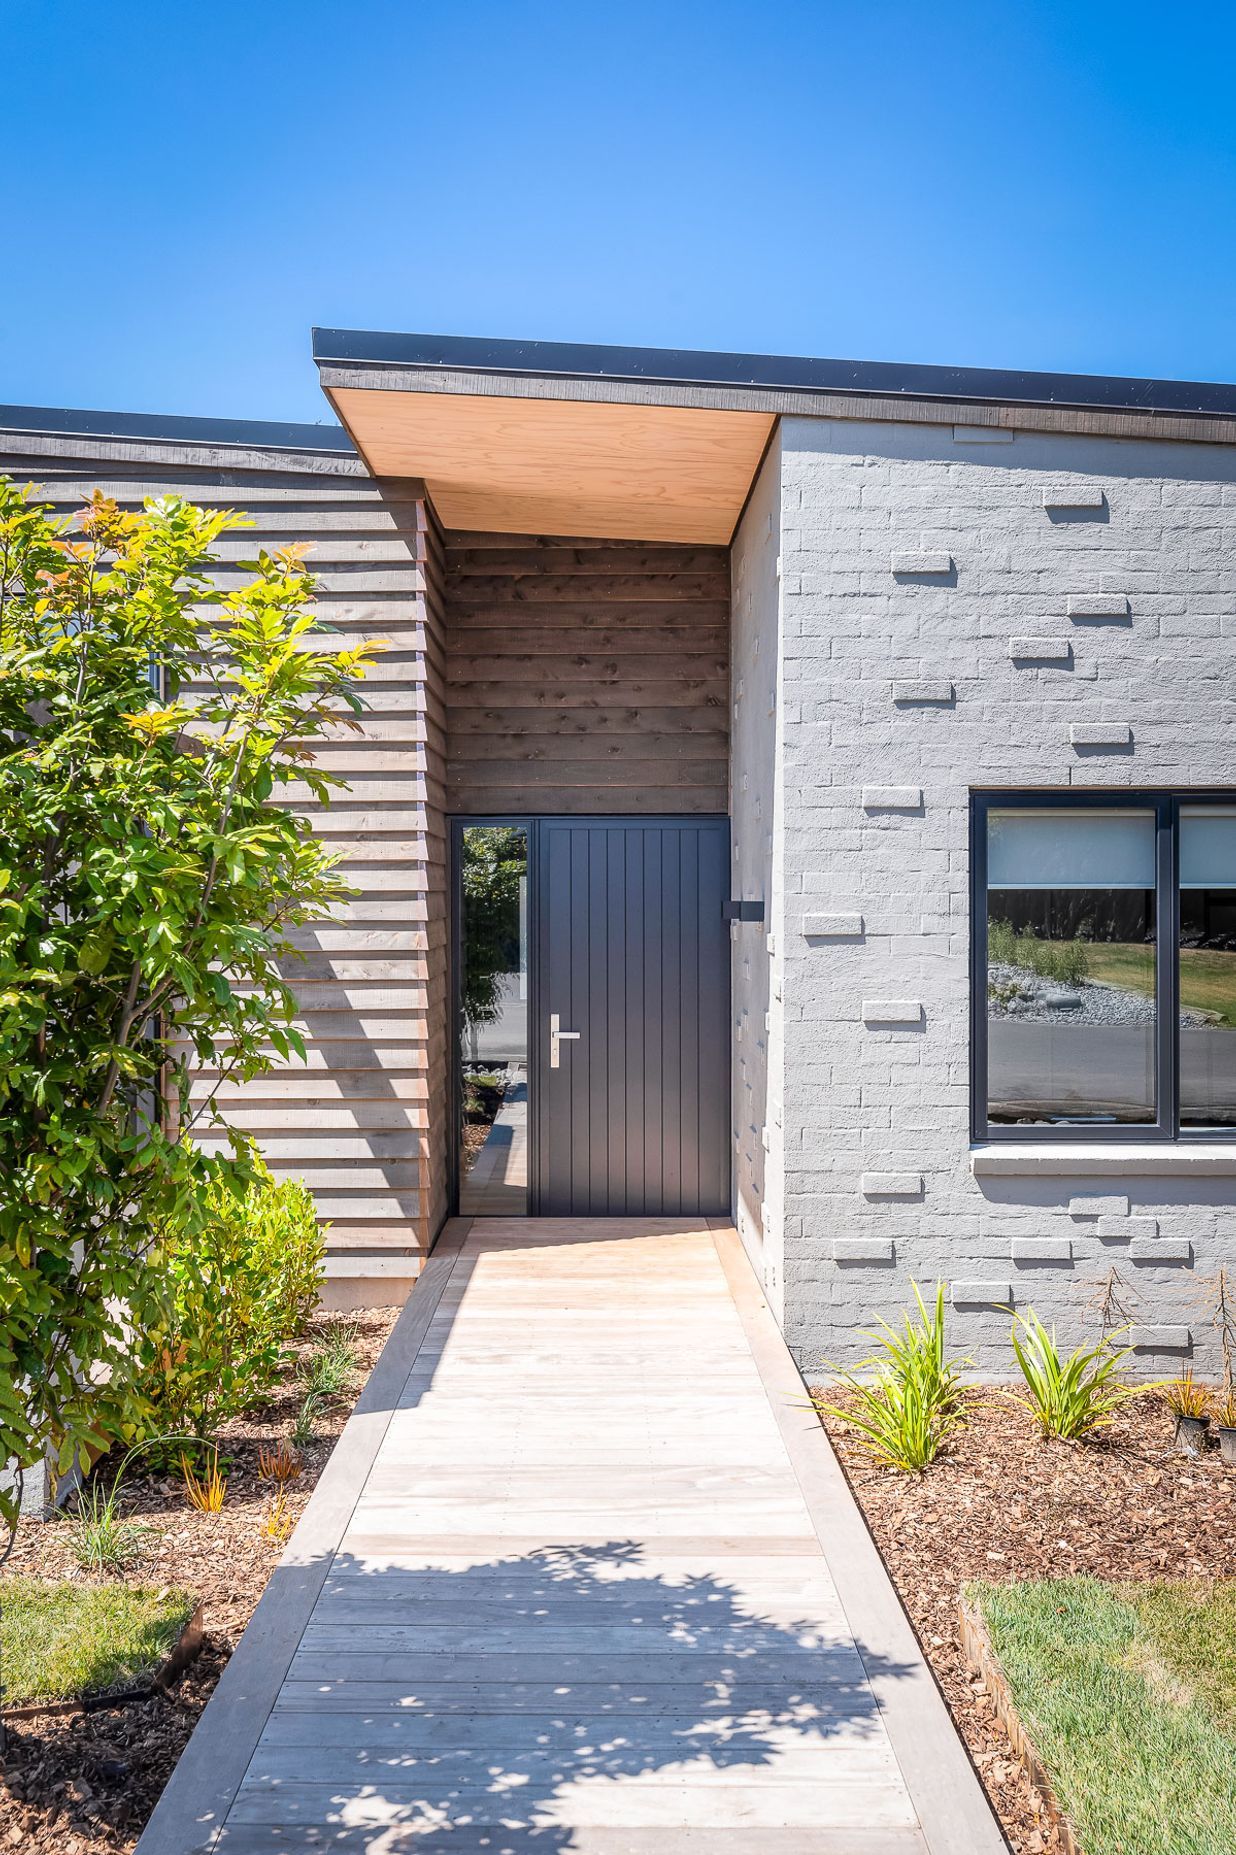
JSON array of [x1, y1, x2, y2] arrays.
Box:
[[987, 809, 1156, 1125], [1180, 807, 1236, 1127], [459, 825, 528, 1214]]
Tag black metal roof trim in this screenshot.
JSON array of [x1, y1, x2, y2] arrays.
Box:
[[0, 403, 356, 455], [312, 326, 1236, 423]]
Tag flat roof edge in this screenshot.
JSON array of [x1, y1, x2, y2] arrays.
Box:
[[312, 327, 1236, 424], [0, 402, 357, 456]]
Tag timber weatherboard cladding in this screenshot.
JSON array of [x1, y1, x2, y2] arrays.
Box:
[[0, 441, 447, 1285], [443, 532, 731, 815]]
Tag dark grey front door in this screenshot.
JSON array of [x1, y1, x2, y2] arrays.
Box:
[[533, 817, 730, 1215]]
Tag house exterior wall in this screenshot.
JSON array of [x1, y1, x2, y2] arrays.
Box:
[[443, 532, 730, 815], [729, 436, 785, 1318], [0, 434, 447, 1305], [770, 412, 1236, 1377]]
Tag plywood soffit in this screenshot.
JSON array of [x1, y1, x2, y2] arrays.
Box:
[[328, 386, 775, 543]]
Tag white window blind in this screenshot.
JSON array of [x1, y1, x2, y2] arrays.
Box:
[[988, 809, 1155, 889], [1181, 807, 1236, 889]]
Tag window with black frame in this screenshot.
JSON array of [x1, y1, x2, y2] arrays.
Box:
[[974, 794, 1236, 1140]]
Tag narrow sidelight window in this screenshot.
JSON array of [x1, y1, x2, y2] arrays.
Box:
[[973, 792, 1236, 1142], [457, 823, 530, 1212]]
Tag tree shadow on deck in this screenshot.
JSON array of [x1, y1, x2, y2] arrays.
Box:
[[233, 1537, 919, 1852]]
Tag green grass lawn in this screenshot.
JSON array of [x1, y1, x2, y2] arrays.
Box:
[[1087, 944, 1236, 1025], [968, 1577, 1236, 1855], [0, 1577, 196, 1704]]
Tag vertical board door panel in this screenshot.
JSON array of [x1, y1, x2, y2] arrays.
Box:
[[534, 818, 730, 1214]]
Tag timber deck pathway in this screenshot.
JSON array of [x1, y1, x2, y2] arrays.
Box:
[[136, 1218, 1006, 1854]]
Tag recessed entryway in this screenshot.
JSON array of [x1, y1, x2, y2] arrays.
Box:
[[454, 817, 731, 1218]]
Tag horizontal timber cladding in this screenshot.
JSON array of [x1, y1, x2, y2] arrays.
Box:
[[443, 531, 731, 814], [0, 438, 448, 1287]]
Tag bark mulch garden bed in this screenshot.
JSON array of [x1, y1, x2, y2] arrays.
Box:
[[813, 1387, 1236, 1855], [0, 1306, 399, 1855]]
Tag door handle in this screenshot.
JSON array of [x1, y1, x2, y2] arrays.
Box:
[[549, 1012, 581, 1069]]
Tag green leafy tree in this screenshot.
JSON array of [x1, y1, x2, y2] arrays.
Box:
[[460, 826, 526, 1030], [0, 478, 379, 1527]]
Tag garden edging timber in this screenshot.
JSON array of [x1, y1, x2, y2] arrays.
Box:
[[958, 1601, 1080, 1855]]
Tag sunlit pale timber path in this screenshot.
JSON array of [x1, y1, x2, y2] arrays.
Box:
[[136, 1217, 1005, 1855]]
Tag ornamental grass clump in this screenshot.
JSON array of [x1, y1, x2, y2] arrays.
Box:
[[66, 1481, 154, 1575], [301, 1323, 361, 1400], [180, 1447, 227, 1513], [814, 1282, 970, 1471], [1008, 1308, 1139, 1441], [1164, 1370, 1209, 1421]]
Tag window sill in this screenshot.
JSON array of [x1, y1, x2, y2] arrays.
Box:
[[971, 1142, 1236, 1177]]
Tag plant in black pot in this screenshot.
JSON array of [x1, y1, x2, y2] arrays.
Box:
[[1165, 1371, 1210, 1456], [1215, 1390, 1236, 1468]]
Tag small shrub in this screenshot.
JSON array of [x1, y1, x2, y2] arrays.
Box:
[[181, 1448, 227, 1513], [814, 1282, 970, 1471], [1165, 1371, 1209, 1420], [1008, 1309, 1137, 1440], [66, 1483, 154, 1575], [137, 1148, 325, 1442], [989, 916, 1089, 986], [1214, 1389, 1236, 1428], [302, 1324, 360, 1399], [987, 917, 1016, 967]]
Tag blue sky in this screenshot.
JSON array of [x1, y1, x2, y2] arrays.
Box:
[[3, 2, 1234, 424]]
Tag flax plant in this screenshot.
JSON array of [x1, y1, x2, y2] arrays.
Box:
[[1007, 1309, 1139, 1441], [814, 1282, 971, 1471]]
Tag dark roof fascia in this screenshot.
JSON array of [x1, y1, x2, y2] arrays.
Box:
[[311, 327, 1236, 425], [0, 402, 356, 457]]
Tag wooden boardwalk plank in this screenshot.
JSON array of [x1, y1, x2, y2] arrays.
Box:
[[140, 1218, 1003, 1855], [212, 1220, 927, 1852]]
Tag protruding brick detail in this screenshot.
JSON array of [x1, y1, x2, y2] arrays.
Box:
[[1044, 485, 1106, 510], [1071, 722, 1132, 749], [1068, 593, 1130, 619], [1130, 1325, 1192, 1352], [861, 1171, 924, 1198], [1011, 1236, 1074, 1263], [891, 550, 953, 576], [953, 1281, 1013, 1306], [862, 999, 924, 1026], [832, 1237, 896, 1263], [1131, 1235, 1191, 1263], [1071, 1196, 1130, 1219], [1009, 636, 1073, 663], [862, 785, 924, 811], [1101, 1215, 1158, 1242], [892, 679, 955, 705], [802, 912, 865, 939]]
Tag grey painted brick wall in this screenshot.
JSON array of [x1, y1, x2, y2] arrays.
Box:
[[729, 435, 784, 1317], [760, 413, 1236, 1378]]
